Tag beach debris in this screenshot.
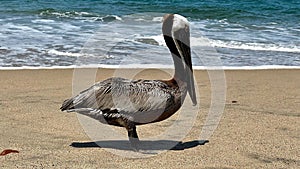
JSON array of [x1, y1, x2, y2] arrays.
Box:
[[231, 100, 238, 103], [0, 149, 19, 156]]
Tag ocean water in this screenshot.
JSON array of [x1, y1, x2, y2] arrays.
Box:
[[0, 0, 299, 68]]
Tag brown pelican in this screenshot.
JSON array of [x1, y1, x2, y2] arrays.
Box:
[[60, 14, 197, 150]]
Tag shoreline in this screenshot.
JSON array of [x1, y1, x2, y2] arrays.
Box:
[[0, 69, 299, 168], [0, 65, 299, 71]]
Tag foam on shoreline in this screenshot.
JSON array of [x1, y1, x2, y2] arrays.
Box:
[[0, 64, 299, 70]]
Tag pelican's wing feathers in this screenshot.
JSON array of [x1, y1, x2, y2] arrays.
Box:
[[60, 77, 176, 115]]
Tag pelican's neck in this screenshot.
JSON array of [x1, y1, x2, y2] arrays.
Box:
[[163, 35, 186, 83], [162, 14, 197, 105], [172, 53, 186, 83], [162, 14, 189, 85]]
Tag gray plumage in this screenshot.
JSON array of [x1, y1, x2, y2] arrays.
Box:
[[61, 77, 182, 125]]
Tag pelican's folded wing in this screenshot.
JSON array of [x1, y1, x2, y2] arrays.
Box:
[[60, 77, 175, 115]]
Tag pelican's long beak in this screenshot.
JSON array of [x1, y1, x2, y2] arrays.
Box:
[[173, 16, 197, 106]]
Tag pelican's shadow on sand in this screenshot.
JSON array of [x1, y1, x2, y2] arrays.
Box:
[[70, 140, 209, 151]]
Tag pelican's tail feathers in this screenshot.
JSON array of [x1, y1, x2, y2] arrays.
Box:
[[60, 98, 76, 111]]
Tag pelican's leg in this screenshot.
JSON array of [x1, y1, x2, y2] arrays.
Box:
[[126, 123, 140, 151], [104, 112, 140, 151]]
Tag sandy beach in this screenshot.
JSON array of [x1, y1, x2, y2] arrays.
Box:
[[0, 68, 299, 168]]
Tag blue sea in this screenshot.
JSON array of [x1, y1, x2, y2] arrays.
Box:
[[0, 0, 299, 68]]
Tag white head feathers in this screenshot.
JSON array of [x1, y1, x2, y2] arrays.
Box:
[[172, 14, 190, 33]]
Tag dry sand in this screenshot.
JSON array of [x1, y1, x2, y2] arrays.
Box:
[[0, 68, 299, 168]]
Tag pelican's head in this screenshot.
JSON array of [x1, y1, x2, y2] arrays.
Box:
[[162, 14, 197, 105]]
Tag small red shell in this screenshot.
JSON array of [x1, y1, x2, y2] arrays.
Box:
[[0, 149, 19, 156]]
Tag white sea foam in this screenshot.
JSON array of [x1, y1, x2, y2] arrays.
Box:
[[40, 11, 91, 18], [3, 23, 41, 33], [135, 27, 300, 54], [194, 65, 300, 70], [148, 35, 166, 46], [137, 35, 213, 48], [1, 64, 299, 70], [110, 15, 122, 21], [39, 10, 122, 22], [152, 17, 163, 22], [48, 49, 82, 57], [210, 40, 300, 53], [31, 19, 55, 23], [47, 49, 110, 58]]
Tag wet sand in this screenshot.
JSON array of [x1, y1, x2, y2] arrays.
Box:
[[0, 68, 299, 168]]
